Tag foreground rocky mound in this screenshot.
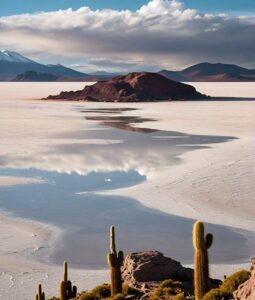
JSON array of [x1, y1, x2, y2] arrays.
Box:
[[121, 251, 220, 294], [234, 259, 255, 299], [46, 72, 207, 102]]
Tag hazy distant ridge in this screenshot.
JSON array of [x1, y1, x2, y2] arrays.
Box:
[[1, 50, 255, 82], [159, 62, 255, 82]]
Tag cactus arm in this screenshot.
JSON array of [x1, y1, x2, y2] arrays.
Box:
[[67, 280, 73, 298], [72, 285, 77, 297], [110, 225, 116, 254], [205, 233, 213, 248], [118, 251, 124, 265]]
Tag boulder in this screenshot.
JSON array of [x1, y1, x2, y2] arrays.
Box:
[[121, 251, 220, 293], [122, 251, 193, 285]]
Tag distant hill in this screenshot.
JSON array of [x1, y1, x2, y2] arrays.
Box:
[[13, 71, 59, 82], [159, 63, 255, 82], [159, 70, 187, 82], [88, 71, 121, 76], [0, 50, 88, 81]]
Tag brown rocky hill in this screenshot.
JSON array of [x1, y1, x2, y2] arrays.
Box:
[[46, 72, 208, 102]]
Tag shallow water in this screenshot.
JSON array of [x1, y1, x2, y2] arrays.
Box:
[[0, 82, 253, 269]]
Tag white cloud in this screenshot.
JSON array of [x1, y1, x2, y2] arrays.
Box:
[[0, 0, 254, 70]]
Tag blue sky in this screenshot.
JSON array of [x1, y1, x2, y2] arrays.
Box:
[[1, 0, 254, 16]]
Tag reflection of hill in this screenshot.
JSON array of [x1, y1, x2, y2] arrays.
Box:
[[81, 108, 136, 114], [85, 115, 157, 133]]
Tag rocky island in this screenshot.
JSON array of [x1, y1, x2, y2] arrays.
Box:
[[45, 72, 208, 102]]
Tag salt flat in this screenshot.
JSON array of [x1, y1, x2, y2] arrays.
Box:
[[0, 82, 254, 299], [109, 99, 255, 231]]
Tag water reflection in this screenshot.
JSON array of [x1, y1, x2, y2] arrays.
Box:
[[85, 115, 157, 133], [44, 108, 236, 176], [81, 108, 137, 114], [0, 106, 245, 269], [0, 108, 236, 175]]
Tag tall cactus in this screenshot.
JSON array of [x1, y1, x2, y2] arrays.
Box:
[[107, 225, 124, 296], [59, 261, 77, 300], [193, 220, 213, 300], [35, 284, 45, 300]]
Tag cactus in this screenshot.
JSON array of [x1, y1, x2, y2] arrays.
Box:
[[59, 261, 77, 300], [193, 220, 213, 300], [35, 284, 45, 300], [107, 226, 124, 296]]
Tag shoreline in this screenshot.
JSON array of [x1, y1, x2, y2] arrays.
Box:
[[0, 212, 109, 299], [106, 136, 255, 231]]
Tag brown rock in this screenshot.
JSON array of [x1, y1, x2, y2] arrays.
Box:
[[122, 251, 193, 286], [233, 259, 255, 300], [46, 72, 208, 101], [121, 251, 221, 294]]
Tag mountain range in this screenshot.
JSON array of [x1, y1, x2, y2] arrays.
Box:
[[1, 50, 255, 82], [159, 62, 255, 82], [0, 50, 89, 81]]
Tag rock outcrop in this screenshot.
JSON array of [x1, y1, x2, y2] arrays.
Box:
[[121, 251, 220, 293], [46, 72, 208, 102], [234, 259, 255, 300]]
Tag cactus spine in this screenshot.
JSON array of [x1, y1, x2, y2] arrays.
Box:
[[107, 225, 124, 296], [35, 284, 45, 300], [59, 261, 77, 300], [193, 220, 213, 300]]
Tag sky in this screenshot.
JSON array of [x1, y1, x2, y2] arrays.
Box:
[[1, 0, 255, 15], [0, 0, 254, 72]]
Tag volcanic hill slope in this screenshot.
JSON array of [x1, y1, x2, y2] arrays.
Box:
[[0, 50, 87, 81], [46, 72, 208, 102], [159, 62, 255, 82]]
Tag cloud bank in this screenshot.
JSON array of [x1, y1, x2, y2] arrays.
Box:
[[0, 0, 254, 70]]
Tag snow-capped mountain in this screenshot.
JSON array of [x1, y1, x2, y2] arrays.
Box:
[[0, 50, 35, 63], [0, 50, 87, 81]]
